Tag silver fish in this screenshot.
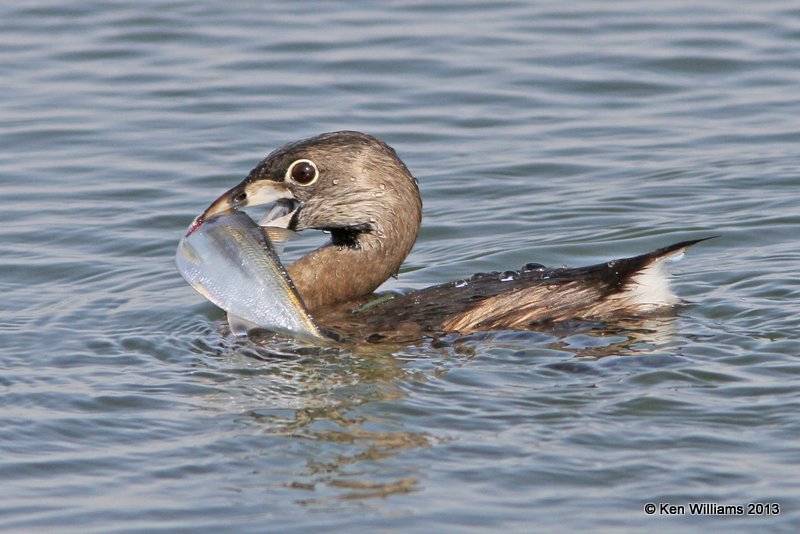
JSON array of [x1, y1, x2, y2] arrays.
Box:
[[176, 210, 324, 340]]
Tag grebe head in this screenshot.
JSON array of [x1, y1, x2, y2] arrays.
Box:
[[202, 131, 422, 248]]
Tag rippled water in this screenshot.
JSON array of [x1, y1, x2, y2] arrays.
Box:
[[2, 1, 800, 531]]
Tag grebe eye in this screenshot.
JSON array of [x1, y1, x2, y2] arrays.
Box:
[[287, 159, 318, 185]]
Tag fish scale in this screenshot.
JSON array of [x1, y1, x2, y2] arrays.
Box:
[[176, 211, 324, 340]]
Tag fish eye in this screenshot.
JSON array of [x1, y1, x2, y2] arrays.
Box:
[[286, 159, 318, 185]]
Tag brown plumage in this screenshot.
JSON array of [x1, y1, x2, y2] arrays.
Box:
[[201, 131, 708, 342]]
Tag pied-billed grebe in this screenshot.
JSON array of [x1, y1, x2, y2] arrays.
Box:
[[199, 131, 709, 341]]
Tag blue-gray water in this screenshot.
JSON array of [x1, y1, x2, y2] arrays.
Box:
[[2, 1, 799, 532]]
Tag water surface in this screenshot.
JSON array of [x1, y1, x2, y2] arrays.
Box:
[[2, 1, 799, 532]]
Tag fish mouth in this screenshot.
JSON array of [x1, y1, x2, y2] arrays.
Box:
[[185, 215, 204, 237], [257, 198, 301, 229]]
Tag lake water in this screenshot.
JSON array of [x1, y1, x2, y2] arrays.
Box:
[[2, 1, 799, 532]]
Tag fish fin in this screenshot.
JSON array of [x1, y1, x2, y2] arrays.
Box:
[[227, 312, 262, 336], [260, 226, 297, 254], [258, 200, 297, 229]]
